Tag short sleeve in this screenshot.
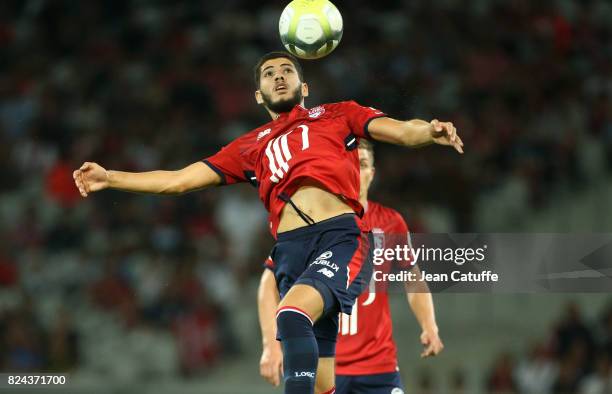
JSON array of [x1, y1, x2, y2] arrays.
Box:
[[263, 256, 275, 271], [342, 100, 387, 139], [202, 139, 247, 185]]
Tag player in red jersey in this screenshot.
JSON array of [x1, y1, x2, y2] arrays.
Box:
[[74, 52, 461, 394], [258, 140, 443, 393]]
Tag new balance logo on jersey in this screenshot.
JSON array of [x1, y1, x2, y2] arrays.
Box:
[[294, 371, 315, 378], [317, 268, 335, 278], [257, 128, 272, 140]]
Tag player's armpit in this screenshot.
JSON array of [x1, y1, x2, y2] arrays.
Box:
[[366, 117, 435, 147]]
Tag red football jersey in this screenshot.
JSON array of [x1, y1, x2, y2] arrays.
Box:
[[203, 102, 385, 237], [336, 200, 412, 376]]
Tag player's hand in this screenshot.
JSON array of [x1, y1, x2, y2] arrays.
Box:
[[420, 328, 444, 358], [259, 341, 284, 386], [73, 162, 109, 197], [430, 119, 464, 154]]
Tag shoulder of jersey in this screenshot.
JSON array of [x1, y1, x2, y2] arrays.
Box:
[[234, 123, 275, 144], [368, 201, 408, 231], [322, 100, 355, 112]]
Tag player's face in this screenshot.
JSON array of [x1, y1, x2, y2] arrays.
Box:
[[256, 58, 308, 114], [359, 148, 375, 199]]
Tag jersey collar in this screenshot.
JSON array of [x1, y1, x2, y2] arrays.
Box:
[[276, 104, 307, 122]]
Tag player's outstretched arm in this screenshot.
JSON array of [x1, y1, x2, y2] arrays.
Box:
[[72, 161, 221, 197], [367, 117, 464, 154], [257, 269, 284, 387], [404, 265, 444, 358]]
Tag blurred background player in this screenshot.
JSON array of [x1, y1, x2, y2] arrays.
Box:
[[258, 139, 444, 394], [73, 51, 462, 394]]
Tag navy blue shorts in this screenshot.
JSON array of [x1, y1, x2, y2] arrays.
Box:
[[266, 214, 372, 356], [336, 371, 405, 394]]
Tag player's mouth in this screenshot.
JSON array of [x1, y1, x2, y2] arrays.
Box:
[[275, 84, 288, 92]]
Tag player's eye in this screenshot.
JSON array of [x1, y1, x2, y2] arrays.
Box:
[[283, 68, 293, 74], [264, 70, 273, 77]]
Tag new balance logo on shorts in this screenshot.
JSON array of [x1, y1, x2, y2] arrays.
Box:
[[317, 267, 335, 278]]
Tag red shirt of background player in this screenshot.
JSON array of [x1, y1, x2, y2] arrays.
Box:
[[336, 200, 412, 375], [203, 102, 385, 237]]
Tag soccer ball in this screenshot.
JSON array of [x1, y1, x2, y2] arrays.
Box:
[[279, 0, 343, 60]]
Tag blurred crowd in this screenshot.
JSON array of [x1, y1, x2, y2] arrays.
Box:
[[484, 302, 612, 394], [415, 302, 612, 394], [0, 0, 611, 385]]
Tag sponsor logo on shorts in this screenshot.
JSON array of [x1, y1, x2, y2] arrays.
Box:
[[317, 268, 335, 278], [310, 251, 339, 272], [311, 260, 339, 272], [317, 251, 333, 260]]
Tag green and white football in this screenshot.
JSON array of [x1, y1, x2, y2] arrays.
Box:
[[279, 0, 343, 60]]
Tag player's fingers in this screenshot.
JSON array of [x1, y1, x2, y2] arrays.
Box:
[[456, 135, 464, 147], [74, 175, 88, 197], [82, 174, 92, 195], [424, 341, 440, 357], [274, 358, 284, 386], [448, 135, 463, 153], [430, 340, 444, 356], [260, 363, 273, 384], [442, 122, 453, 140], [79, 173, 91, 194], [272, 365, 281, 386], [80, 162, 91, 171], [431, 119, 442, 132], [421, 346, 434, 358], [449, 123, 456, 142]]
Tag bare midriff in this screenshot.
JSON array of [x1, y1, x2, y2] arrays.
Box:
[[277, 185, 355, 233]]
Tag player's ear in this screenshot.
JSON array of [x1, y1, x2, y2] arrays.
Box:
[[301, 82, 309, 98], [255, 90, 264, 105]]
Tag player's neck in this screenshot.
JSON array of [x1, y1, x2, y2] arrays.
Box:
[[360, 196, 368, 212], [266, 108, 280, 120], [265, 100, 307, 120]]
